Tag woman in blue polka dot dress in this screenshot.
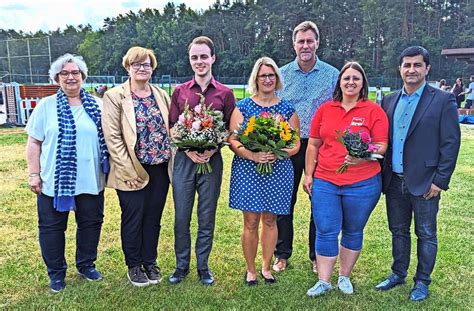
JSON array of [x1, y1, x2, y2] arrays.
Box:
[[228, 57, 300, 286]]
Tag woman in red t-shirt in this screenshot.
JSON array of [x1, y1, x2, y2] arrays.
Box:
[[303, 62, 388, 297]]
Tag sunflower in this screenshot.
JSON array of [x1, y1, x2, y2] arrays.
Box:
[[244, 116, 256, 136], [280, 121, 292, 141]]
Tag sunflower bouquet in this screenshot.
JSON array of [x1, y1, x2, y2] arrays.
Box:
[[235, 111, 298, 175], [171, 93, 229, 174]]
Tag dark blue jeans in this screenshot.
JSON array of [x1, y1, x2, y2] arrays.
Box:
[[311, 174, 381, 257], [116, 163, 169, 268], [386, 174, 439, 285], [172, 151, 223, 271], [37, 191, 104, 281]]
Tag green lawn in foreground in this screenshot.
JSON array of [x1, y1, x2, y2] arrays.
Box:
[[0, 126, 472, 309]]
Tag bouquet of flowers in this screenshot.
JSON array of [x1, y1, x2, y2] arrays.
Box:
[[235, 111, 298, 175], [171, 93, 229, 174], [335, 127, 383, 173]]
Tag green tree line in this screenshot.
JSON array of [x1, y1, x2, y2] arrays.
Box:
[[0, 0, 472, 87]]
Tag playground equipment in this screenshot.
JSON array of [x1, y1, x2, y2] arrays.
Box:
[[0, 83, 21, 126], [0, 83, 58, 126]]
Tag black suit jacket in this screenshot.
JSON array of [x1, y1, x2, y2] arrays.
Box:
[[381, 84, 461, 196]]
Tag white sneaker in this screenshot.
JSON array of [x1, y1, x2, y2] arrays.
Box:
[[306, 280, 333, 297], [337, 276, 354, 294]]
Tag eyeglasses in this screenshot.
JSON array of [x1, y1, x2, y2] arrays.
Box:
[[58, 70, 81, 78], [131, 62, 152, 71], [257, 74, 276, 81]]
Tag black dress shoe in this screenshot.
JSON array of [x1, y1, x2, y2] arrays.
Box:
[[198, 269, 215, 285], [375, 273, 406, 291], [168, 268, 189, 285], [244, 272, 257, 286], [260, 271, 277, 284]]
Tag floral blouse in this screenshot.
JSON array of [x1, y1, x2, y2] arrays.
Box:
[[132, 92, 170, 165]]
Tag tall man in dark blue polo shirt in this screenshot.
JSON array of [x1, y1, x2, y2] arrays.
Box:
[[375, 46, 460, 301]]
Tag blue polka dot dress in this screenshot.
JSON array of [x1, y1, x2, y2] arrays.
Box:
[[229, 97, 295, 215]]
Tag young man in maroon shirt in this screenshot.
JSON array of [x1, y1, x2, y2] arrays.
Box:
[[168, 36, 235, 285]]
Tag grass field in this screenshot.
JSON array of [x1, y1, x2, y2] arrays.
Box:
[[88, 87, 376, 102], [0, 126, 472, 310], [179, 88, 377, 101]]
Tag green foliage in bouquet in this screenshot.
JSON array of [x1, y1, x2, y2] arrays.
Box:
[[236, 111, 298, 175]]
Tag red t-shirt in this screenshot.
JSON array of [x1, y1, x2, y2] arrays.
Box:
[[309, 99, 389, 186]]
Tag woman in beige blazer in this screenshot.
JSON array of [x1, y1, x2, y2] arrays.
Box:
[[102, 46, 171, 287]]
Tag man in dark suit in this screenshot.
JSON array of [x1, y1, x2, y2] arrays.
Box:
[[375, 46, 461, 301]]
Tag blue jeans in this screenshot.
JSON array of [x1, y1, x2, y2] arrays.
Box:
[[37, 191, 104, 281], [386, 174, 439, 285], [311, 174, 381, 257]]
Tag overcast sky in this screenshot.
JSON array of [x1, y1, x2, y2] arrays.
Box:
[[0, 0, 214, 33]]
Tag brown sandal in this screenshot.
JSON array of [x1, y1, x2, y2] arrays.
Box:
[[272, 258, 288, 272]]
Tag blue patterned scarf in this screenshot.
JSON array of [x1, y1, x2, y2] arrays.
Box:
[[54, 88, 109, 212]]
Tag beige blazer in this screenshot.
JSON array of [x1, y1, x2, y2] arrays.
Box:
[[102, 81, 172, 191]]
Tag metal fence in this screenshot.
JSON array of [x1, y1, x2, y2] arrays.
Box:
[[161, 76, 404, 91], [0, 73, 405, 93], [0, 37, 52, 84]]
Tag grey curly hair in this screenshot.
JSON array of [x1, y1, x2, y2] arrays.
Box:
[[49, 53, 88, 84]]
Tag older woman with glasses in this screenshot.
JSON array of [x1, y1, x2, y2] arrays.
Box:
[[102, 46, 172, 287], [26, 53, 109, 293]]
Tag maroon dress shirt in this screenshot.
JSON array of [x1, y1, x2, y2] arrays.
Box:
[[169, 77, 236, 128]]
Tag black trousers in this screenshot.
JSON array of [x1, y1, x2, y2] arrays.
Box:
[[465, 99, 473, 109], [275, 139, 316, 261], [117, 163, 169, 268]]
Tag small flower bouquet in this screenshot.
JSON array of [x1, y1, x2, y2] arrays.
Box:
[[171, 93, 229, 174], [335, 127, 383, 173], [235, 111, 298, 175]]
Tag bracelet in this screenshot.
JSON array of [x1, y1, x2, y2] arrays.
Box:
[[29, 173, 40, 177]]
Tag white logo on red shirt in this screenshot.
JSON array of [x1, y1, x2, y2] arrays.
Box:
[[350, 117, 365, 126]]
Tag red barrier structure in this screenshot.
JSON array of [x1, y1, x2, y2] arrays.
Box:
[[19, 85, 59, 99]]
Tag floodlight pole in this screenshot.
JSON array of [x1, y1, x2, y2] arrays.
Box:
[[47, 36, 52, 84], [27, 39, 33, 84], [6, 40, 12, 83], [47, 36, 52, 67]]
